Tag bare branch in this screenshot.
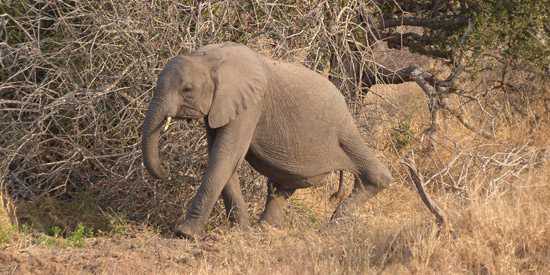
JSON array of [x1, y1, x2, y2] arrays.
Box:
[[385, 33, 451, 59], [361, 64, 418, 88]]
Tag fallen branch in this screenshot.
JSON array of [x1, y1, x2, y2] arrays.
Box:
[[401, 154, 446, 229]]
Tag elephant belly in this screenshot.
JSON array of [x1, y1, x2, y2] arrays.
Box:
[[244, 151, 329, 189], [245, 136, 350, 189]]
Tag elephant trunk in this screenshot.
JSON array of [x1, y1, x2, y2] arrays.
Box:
[[142, 98, 169, 179]]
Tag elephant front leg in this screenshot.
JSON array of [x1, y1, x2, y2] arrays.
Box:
[[207, 127, 250, 227], [175, 116, 257, 239], [221, 172, 250, 227], [175, 154, 246, 239], [259, 179, 295, 228]]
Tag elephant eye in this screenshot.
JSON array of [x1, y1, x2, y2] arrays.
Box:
[[182, 84, 192, 92]]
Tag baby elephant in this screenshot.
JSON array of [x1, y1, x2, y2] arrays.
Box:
[[142, 42, 392, 239]]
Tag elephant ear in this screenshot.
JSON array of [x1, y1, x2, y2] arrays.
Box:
[[207, 50, 267, 128]]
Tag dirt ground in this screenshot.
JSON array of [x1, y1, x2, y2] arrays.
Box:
[[1, 234, 202, 274]]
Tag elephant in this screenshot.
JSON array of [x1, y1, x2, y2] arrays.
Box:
[[141, 42, 439, 239]]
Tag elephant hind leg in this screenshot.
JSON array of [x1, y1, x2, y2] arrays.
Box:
[[329, 170, 347, 203], [260, 179, 295, 227], [331, 135, 392, 220]]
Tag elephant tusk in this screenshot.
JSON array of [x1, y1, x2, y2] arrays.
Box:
[[163, 116, 173, 132]]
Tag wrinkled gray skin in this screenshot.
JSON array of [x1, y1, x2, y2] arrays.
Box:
[[142, 42, 392, 239]]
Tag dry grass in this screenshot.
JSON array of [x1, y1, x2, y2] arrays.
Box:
[[1, 1, 550, 274], [1, 158, 548, 274]]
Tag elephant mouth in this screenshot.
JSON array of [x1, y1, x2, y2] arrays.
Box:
[[176, 107, 204, 121], [177, 114, 203, 122]]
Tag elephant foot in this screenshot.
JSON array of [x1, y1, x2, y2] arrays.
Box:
[[233, 218, 251, 229], [259, 203, 286, 228], [330, 190, 371, 223], [259, 213, 284, 228], [226, 208, 251, 228], [260, 181, 294, 228], [174, 220, 203, 240]]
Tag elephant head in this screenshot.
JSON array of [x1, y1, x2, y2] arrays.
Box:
[[142, 44, 267, 179]]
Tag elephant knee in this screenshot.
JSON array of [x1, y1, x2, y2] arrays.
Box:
[[360, 167, 392, 190], [377, 168, 392, 189]]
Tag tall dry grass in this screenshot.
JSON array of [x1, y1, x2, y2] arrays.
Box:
[[4, 127, 548, 273]]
